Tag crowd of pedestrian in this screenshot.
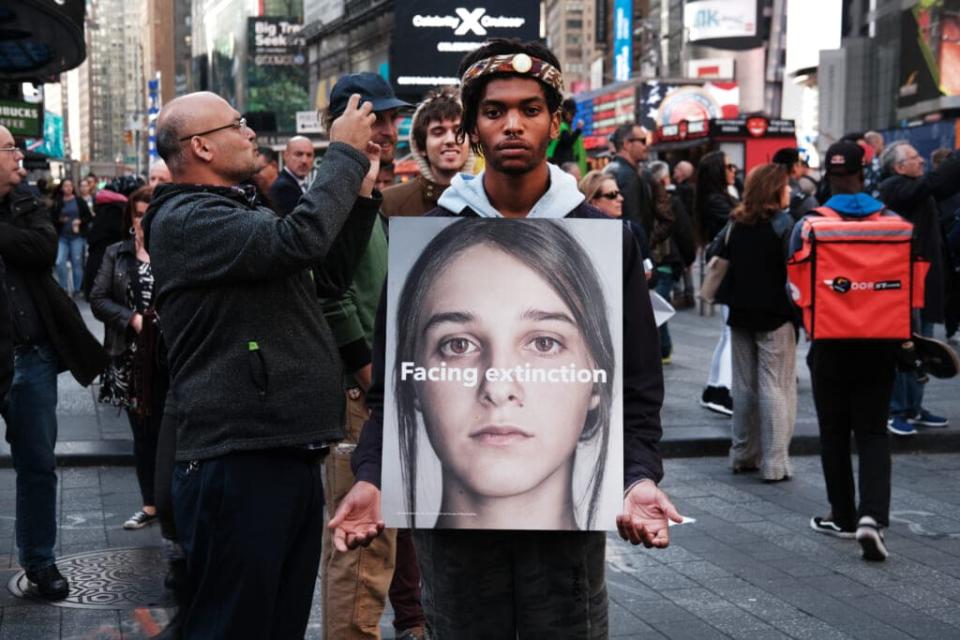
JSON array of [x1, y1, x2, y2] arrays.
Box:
[[1, 34, 959, 640]]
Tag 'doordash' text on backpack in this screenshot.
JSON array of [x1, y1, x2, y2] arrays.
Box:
[[786, 207, 928, 340]]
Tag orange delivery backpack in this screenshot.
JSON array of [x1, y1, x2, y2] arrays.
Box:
[[786, 207, 929, 340]]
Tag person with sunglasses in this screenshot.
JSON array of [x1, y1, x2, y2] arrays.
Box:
[[144, 92, 380, 638], [579, 170, 654, 281]]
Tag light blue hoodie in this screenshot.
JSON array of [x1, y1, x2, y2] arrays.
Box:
[[437, 163, 585, 219], [788, 193, 887, 255]]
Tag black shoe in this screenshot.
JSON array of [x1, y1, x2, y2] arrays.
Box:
[[700, 386, 733, 417], [856, 516, 889, 562], [810, 515, 855, 539], [25, 564, 69, 600]]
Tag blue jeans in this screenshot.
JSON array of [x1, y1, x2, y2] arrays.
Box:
[[654, 268, 674, 358], [890, 317, 935, 417], [56, 236, 86, 294], [2, 342, 60, 572]]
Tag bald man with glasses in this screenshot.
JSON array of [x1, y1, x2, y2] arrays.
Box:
[[144, 92, 382, 638]]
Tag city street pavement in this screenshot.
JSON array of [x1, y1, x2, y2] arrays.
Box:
[[4, 455, 960, 638], [3, 300, 958, 466], [1, 300, 959, 638]]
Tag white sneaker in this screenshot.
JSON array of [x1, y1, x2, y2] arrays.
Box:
[[856, 516, 888, 562]]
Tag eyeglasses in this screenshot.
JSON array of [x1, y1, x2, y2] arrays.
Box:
[[178, 117, 247, 142], [598, 190, 621, 200], [0, 145, 22, 154], [726, 163, 738, 171], [627, 137, 646, 144]]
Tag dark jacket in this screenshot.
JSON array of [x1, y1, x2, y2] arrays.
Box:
[[0, 255, 12, 403], [878, 152, 960, 323], [698, 191, 737, 243], [606, 155, 650, 225], [352, 203, 666, 491], [722, 212, 796, 331], [89, 239, 138, 357], [268, 168, 305, 217], [665, 185, 696, 268], [52, 194, 93, 236], [143, 143, 379, 461], [83, 189, 128, 298], [787, 179, 818, 222], [0, 188, 108, 385]]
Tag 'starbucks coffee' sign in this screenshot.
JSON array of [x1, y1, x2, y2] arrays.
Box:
[[0, 100, 42, 138]]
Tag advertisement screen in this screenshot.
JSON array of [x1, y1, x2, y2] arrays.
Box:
[[613, 0, 633, 82], [684, 0, 759, 49], [898, 1, 960, 111], [381, 218, 624, 531], [246, 17, 309, 132], [390, 1, 540, 101]]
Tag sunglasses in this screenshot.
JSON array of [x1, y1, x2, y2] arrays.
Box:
[[597, 190, 621, 200], [178, 117, 248, 142], [726, 163, 738, 171]]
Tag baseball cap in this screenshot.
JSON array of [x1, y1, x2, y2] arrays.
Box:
[[328, 73, 411, 118], [824, 141, 865, 176], [772, 147, 800, 166]]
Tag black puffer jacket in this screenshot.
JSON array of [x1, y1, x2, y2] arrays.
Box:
[[878, 151, 960, 323]]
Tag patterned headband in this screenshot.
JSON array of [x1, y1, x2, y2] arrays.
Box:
[[460, 53, 565, 95]]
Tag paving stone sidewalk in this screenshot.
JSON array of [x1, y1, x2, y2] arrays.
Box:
[[4, 453, 960, 638], [3, 300, 957, 465]]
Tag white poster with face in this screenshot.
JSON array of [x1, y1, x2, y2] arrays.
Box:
[[382, 218, 624, 531]]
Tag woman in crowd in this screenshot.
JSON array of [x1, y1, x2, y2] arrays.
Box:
[[579, 170, 653, 279], [52, 178, 93, 296], [720, 164, 798, 482], [578, 170, 623, 218], [696, 151, 739, 416], [90, 186, 169, 529]]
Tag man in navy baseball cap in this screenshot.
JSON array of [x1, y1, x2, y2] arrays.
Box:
[[326, 73, 410, 163], [824, 140, 865, 176], [319, 73, 425, 638]]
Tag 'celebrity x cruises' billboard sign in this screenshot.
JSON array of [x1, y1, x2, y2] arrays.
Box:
[[390, 1, 540, 100]]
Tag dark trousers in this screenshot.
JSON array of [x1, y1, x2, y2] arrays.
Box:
[[809, 343, 896, 529], [413, 530, 607, 639], [154, 399, 178, 541], [126, 372, 167, 507], [172, 449, 325, 639], [390, 529, 425, 632]]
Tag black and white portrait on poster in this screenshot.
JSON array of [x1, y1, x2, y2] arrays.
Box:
[[382, 218, 623, 531]]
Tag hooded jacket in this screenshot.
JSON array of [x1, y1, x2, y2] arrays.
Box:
[[352, 164, 666, 491], [143, 143, 379, 461], [381, 98, 477, 218]]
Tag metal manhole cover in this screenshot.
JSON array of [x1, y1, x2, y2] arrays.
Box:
[[7, 547, 175, 609]]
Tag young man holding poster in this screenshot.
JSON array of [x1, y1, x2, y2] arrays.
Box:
[[331, 39, 680, 637]]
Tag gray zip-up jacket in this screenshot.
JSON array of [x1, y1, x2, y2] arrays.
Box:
[[143, 142, 378, 461]]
